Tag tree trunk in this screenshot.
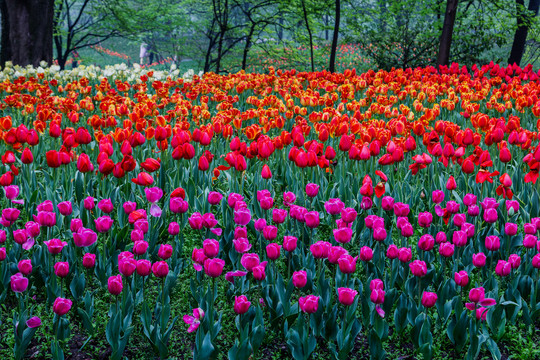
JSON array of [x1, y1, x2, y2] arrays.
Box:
[[4, 0, 54, 67], [242, 25, 255, 71], [508, 0, 540, 66], [301, 0, 314, 72], [437, 0, 459, 67], [0, 0, 12, 66], [328, 0, 340, 72]]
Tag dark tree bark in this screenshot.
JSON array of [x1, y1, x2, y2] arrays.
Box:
[[242, 25, 255, 70], [301, 0, 314, 72], [328, 0, 340, 72], [0, 0, 12, 66], [508, 0, 540, 66], [3, 0, 54, 67], [437, 0, 459, 66]]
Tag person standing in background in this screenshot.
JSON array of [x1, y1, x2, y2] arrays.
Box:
[[140, 43, 148, 65]]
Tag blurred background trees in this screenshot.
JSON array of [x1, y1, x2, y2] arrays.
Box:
[[1, 0, 540, 72]]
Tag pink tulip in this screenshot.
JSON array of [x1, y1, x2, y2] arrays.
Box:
[[136, 259, 151, 276], [70, 218, 83, 232], [452, 231, 467, 247], [409, 260, 427, 277], [397, 247, 412, 263], [152, 261, 170, 278], [54, 261, 70, 278], [305, 211, 320, 228], [439, 242, 455, 258], [333, 227, 352, 244], [108, 275, 123, 295], [208, 191, 223, 205], [95, 216, 113, 233], [495, 260, 511, 277], [359, 246, 373, 262], [381, 196, 394, 211], [234, 208, 251, 226], [234, 295, 251, 314], [328, 246, 348, 264], [58, 201, 73, 216], [472, 252, 486, 268], [266, 243, 281, 260], [233, 237, 252, 253], [158, 244, 173, 260], [203, 239, 219, 258], [73, 227, 97, 247], [53, 297, 72, 316], [509, 254, 521, 269], [431, 190, 444, 204], [310, 241, 330, 259], [283, 236, 298, 252], [272, 208, 288, 224], [145, 187, 163, 203], [18, 259, 32, 275], [421, 292, 437, 307], [485, 235, 500, 251], [305, 183, 319, 197], [168, 222, 180, 235], [98, 199, 114, 213], [292, 270, 307, 288], [338, 254, 357, 274], [119, 258, 136, 276], [386, 244, 398, 259], [11, 273, 28, 292], [454, 270, 469, 287], [299, 295, 319, 313], [418, 235, 434, 252], [263, 225, 278, 241], [123, 201, 137, 214], [324, 198, 344, 215], [82, 253, 96, 268], [418, 212, 433, 228], [44, 238, 67, 255], [253, 262, 267, 281], [370, 279, 384, 291], [338, 287, 358, 306], [370, 288, 385, 304], [241, 253, 260, 271], [234, 227, 248, 239]]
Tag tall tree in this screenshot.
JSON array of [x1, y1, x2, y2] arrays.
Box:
[[437, 0, 459, 66], [2, 0, 55, 67], [328, 0, 340, 72], [301, 0, 315, 72], [54, 0, 119, 70], [508, 0, 540, 66]]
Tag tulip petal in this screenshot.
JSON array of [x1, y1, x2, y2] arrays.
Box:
[[479, 298, 496, 306], [150, 204, 162, 218], [183, 315, 195, 325], [22, 238, 35, 250], [375, 305, 385, 318], [465, 302, 476, 311], [26, 316, 41, 328]]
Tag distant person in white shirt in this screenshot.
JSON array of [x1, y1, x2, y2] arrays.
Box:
[[140, 43, 148, 65]]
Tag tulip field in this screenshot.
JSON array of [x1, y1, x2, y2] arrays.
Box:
[[2, 61, 540, 359]]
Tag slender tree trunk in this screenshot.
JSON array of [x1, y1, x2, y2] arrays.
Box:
[[242, 25, 255, 71], [301, 0, 314, 72], [329, 0, 340, 72], [508, 0, 540, 66], [325, 15, 329, 41], [4, 0, 54, 67], [437, 0, 459, 67], [278, 16, 283, 42], [0, 0, 12, 66]]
